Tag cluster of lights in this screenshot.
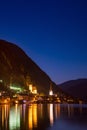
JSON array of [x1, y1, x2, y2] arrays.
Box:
[[10, 86, 22, 91]]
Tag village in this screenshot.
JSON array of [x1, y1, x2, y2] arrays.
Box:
[[0, 80, 80, 105]]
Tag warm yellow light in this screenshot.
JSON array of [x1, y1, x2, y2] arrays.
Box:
[[28, 106, 33, 129], [15, 100, 19, 104], [33, 104, 37, 127], [2, 105, 9, 129], [32, 89, 37, 94], [32, 86, 37, 94], [29, 84, 32, 92]]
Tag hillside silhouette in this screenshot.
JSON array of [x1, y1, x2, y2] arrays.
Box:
[[0, 40, 57, 94]]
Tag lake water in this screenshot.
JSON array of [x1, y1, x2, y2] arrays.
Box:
[[0, 103, 87, 130]]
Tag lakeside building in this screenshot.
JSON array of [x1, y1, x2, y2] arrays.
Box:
[[29, 84, 37, 94]]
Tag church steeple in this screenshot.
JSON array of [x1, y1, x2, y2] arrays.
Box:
[[49, 82, 53, 96]]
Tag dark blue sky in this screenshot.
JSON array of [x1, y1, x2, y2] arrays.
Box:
[[0, 0, 87, 84]]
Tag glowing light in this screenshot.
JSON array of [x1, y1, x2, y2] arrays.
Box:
[[33, 104, 37, 127], [15, 100, 19, 104], [48, 104, 54, 126], [32, 86, 37, 94], [49, 82, 53, 96], [0, 79, 3, 83], [49, 90, 53, 96], [10, 86, 22, 91], [28, 106, 33, 129], [32, 89, 37, 94], [4, 99, 8, 104], [2, 106, 4, 127], [23, 100, 27, 103], [9, 104, 20, 129], [2, 105, 9, 129], [29, 84, 33, 92]]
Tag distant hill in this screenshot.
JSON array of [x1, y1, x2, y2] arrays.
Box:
[[0, 40, 58, 94], [59, 79, 87, 100]]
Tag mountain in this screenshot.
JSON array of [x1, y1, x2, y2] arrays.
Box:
[[59, 79, 87, 100], [0, 39, 58, 94]]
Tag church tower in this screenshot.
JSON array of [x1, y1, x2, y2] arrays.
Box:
[[49, 82, 53, 96]]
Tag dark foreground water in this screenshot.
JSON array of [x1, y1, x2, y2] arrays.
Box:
[[0, 104, 87, 130]]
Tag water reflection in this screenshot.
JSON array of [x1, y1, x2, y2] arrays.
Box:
[[22, 104, 26, 124], [38, 104, 43, 119], [33, 104, 37, 127], [28, 104, 38, 129], [48, 103, 61, 126], [9, 104, 20, 130], [28, 105, 33, 129], [54, 104, 60, 119], [48, 104, 53, 126], [1, 104, 9, 130], [67, 104, 74, 117], [0, 104, 87, 130]]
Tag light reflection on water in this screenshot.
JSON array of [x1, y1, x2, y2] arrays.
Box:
[[9, 104, 20, 130], [48, 104, 54, 126], [28, 104, 37, 129], [0, 104, 87, 130]]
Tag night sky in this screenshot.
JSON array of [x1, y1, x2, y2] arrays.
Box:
[[0, 0, 87, 84]]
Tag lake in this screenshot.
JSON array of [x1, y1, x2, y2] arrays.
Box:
[[0, 103, 87, 130]]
